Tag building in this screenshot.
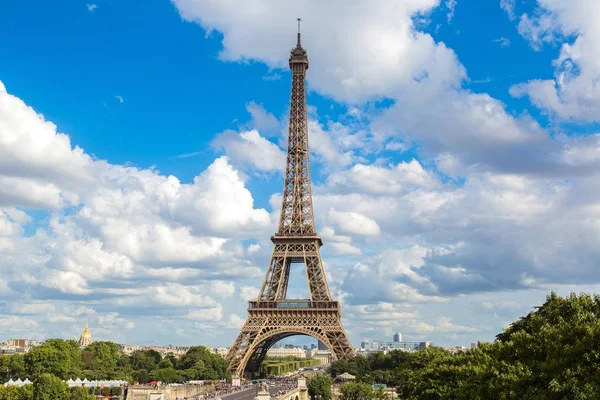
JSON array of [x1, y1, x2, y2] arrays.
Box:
[[445, 346, 467, 354], [2, 339, 38, 353], [310, 344, 317, 350], [360, 340, 371, 350], [266, 347, 306, 358], [311, 350, 332, 365], [118, 344, 190, 358], [210, 347, 229, 357], [7, 339, 38, 349], [393, 332, 402, 343], [317, 340, 328, 351], [367, 340, 431, 352], [79, 324, 93, 348]]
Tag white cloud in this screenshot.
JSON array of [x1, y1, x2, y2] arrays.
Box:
[[245, 102, 280, 135], [9, 302, 55, 315], [212, 130, 285, 173], [171, 0, 465, 102], [446, 0, 457, 23], [0, 81, 94, 208], [500, 0, 516, 21], [328, 159, 438, 195], [46, 313, 77, 323], [115, 95, 124, 103], [86, 4, 97, 12], [212, 281, 235, 299], [493, 37, 511, 47], [239, 285, 259, 302], [328, 209, 380, 236], [187, 305, 223, 322], [510, 0, 600, 122], [227, 314, 245, 329]]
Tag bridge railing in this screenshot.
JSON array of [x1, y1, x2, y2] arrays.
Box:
[[248, 301, 339, 310], [275, 387, 302, 400]]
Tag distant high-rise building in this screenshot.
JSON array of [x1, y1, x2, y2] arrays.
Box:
[[393, 332, 402, 342], [317, 340, 328, 350], [311, 343, 317, 350], [360, 340, 370, 349]]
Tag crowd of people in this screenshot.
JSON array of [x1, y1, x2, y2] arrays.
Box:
[[173, 377, 300, 400]]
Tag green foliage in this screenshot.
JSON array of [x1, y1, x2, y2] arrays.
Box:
[[329, 356, 371, 381], [32, 373, 69, 400], [81, 341, 120, 379], [0, 384, 32, 400], [331, 292, 600, 400], [0, 355, 27, 383], [308, 375, 332, 400], [339, 382, 375, 400], [151, 368, 184, 383], [130, 350, 158, 371], [178, 346, 229, 381], [0, 341, 229, 387], [25, 340, 81, 379], [69, 387, 94, 400]]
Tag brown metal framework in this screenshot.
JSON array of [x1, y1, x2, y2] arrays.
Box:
[[226, 21, 355, 378]]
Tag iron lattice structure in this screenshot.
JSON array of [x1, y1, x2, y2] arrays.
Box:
[[226, 22, 355, 378]]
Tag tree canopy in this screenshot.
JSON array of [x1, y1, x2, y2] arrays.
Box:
[[1, 344, 229, 385], [308, 375, 333, 400], [329, 292, 600, 400]]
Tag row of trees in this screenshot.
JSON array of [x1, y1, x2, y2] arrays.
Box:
[[327, 292, 600, 399], [308, 376, 388, 400], [0, 342, 229, 384], [260, 357, 321, 376], [0, 373, 114, 400]]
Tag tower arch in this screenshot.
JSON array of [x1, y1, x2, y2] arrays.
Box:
[[230, 328, 335, 377]]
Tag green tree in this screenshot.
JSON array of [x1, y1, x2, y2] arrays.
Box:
[[0, 385, 31, 400], [69, 387, 95, 400], [178, 346, 229, 380], [25, 340, 81, 379], [308, 375, 333, 400], [157, 358, 173, 369], [81, 341, 120, 379], [130, 351, 157, 371], [339, 382, 374, 400], [0, 355, 27, 382], [151, 367, 184, 383], [329, 359, 357, 378], [32, 373, 69, 400]]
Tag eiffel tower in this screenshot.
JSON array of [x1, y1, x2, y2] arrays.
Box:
[[226, 20, 355, 378]]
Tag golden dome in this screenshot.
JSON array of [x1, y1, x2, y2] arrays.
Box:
[[79, 324, 93, 347], [81, 324, 91, 338]]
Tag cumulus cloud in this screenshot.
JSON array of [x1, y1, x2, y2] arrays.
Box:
[[0, 81, 273, 342], [328, 209, 381, 236], [171, 0, 466, 102], [510, 0, 600, 122], [212, 130, 285, 173]]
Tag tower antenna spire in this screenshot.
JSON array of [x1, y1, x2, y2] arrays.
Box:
[[297, 18, 302, 47]]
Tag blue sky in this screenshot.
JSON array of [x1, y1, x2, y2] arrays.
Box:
[[2, 0, 600, 349]]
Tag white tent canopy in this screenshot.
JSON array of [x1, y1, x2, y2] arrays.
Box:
[[336, 372, 356, 381]]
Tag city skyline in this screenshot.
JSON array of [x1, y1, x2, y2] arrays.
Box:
[[2, 0, 600, 349]]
